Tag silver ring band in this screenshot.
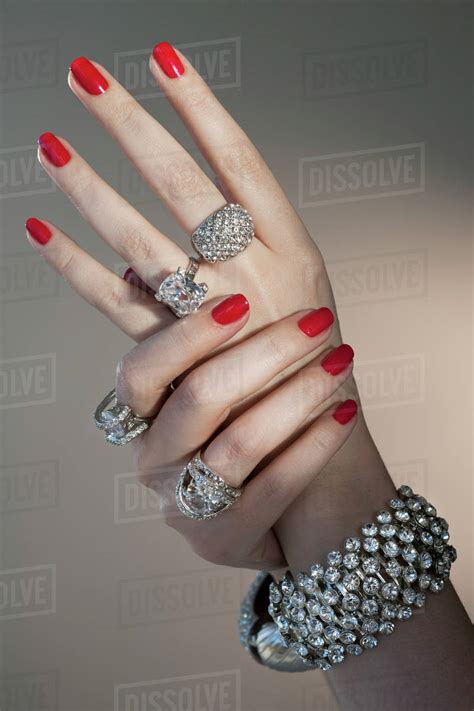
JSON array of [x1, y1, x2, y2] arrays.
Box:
[[176, 452, 242, 520], [191, 203, 254, 263], [94, 388, 152, 445]]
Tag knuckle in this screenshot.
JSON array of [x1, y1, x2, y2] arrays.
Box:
[[116, 222, 154, 263], [178, 369, 213, 411], [220, 425, 261, 468], [116, 352, 143, 400], [98, 284, 129, 313], [56, 251, 76, 281], [113, 99, 140, 131], [217, 141, 265, 184], [261, 328, 290, 366], [165, 157, 211, 204]]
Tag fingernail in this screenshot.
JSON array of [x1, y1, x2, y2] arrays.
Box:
[[38, 132, 71, 167], [70, 56, 109, 95], [333, 399, 358, 425], [212, 294, 249, 325], [322, 344, 354, 375], [298, 307, 334, 337], [123, 267, 134, 281], [152, 42, 184, 78], [26, 217, 52, 245]]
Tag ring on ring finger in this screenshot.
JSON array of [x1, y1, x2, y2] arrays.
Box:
[[176, 451, 242, 520]]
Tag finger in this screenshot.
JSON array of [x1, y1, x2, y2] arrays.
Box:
[[37, 132, 186, 287], [25, 217, 173, 341], [149, 43, 311, 253], [140, 307, 335, 469], [68, 57, 227, 236], [115, 293, 250, 417], [237, 399, 358, 535], [123, 267, 155, 296], [203, 344, 354, 487]]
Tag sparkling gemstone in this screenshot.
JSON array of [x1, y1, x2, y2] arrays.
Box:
[[406, 497, 422, 511], [307, 617, 324, 633], [418, 573, 431, 590], [328, 644, 345, 663], [398, 485, 413, 497], [382, 604, 397, 620], [362, 557, 380, 574], [362, 618, 379, 634], [402, 588, 416, 605], [424, 503, 437, 516], [430, 521, 442, 535], [440, 529, 450, 543], [319, 606, 336, 623], [398, 527, 415, 543], [381, 582, 399, 601], [362, 522, 379, 536], [324, 625, 340, 642], [379, 621, 395, 634], [315, 658, 332, 671], [322, 589, 339, 606], [383, 540, 400, 558], [340, 614, 358, 630], [269, 583, 282, 603], [281, 577, 294, 596], [395, 509, 410, 522], [294, 623, 309, 639], [293, 643, 309, 656], [376, 510, 393, 524], [324, 567, 340, 584], [290, 608, 305, 622], [364, 537, 379, 553], [363, 577, 380, 595], [419, 552, 433, 569], [342, 593, 360, 611], [340, 631, 357, 644], [347, 643, 363, 656], [360, 634, 378, 649], [192, 204, 254, 262], [344, 537, 361, 552], [275, 615, 289, 632], [310, 564, 324, 580], [343, 573, 360, 591], [401, 544, 418, 563], [397, 605, 413, 620], [385, 560, 402, 578], [414, 593, 426, 608], [389, 498, 405, 510], [430, 578, 445, 593], [327, 550, 343, 567], [415, 513, 429, 527], [343, 553, 360, 570], [380, 523, 397, 538], [290, 591, 306, 608], [308, 633, 325, 648], [361, 599, 379, 616], [306, 599, 321, 616], [403, 566, 418, 583], [156, 268, 207, 317]]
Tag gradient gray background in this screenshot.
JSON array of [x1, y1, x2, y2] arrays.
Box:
[[0, 2, 472, 710]]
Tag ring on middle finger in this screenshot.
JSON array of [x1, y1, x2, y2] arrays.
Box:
[[154, 256, 208, 318]]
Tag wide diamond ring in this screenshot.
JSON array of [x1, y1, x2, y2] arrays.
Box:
[[155, 257, 208, 318], [191, 203, 254, 263], [176, 453, 242, 520], [94, 388, 152, 445]]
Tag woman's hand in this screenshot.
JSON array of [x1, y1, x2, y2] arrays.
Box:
[[115, 296, 356, 569]]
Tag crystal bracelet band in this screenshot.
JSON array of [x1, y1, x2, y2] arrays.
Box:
[[251, 485, 455, 672]]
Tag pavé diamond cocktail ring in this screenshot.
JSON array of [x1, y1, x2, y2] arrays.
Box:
[[191, 203, 254, 263], [155, 257, 208, 318], [94, 388, 152, 445], [176, 452, 242, 520]]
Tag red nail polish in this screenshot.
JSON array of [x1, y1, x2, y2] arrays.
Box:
[[123, 267, 134, 281], [298, 307, 334, 337], [38, 132, 71, 167], [152, 42, 184, 78], [333, 399, 358, 425], [26, 217, 52, 245], [70, 57, 109, 95], [212, 294, 249, 325], [322, 344, 354, 375]]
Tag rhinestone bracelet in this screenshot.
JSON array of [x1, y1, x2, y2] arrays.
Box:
[[266, 485, 456, 671]]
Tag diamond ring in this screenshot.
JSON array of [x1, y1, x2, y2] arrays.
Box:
[[155, 257, 208, 318], [191, 203, 254, 263], [176, 453, 242, 520], [94, 388, 152, 445]]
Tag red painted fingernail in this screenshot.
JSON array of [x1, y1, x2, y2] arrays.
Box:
[[298, 307, 334, 337], [322, 344, 354, 375], [333, 399, 358, 425], [70, 56, 109, 95], [123, 267, 134, 281], [212, 294, 249, 325], [152, 42, 185, 78], [26, 217, 52, 245], [38, 132, 71, 167]]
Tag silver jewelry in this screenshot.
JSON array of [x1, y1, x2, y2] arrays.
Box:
[[176, 452, 242, 520], [155, 257, 208, 318], [191, 203, 254, 263], [94, 388, 152, 445], [243, 486, 455, 672]]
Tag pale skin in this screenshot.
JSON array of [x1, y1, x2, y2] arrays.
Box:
[[27, 46, 473, 709]]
